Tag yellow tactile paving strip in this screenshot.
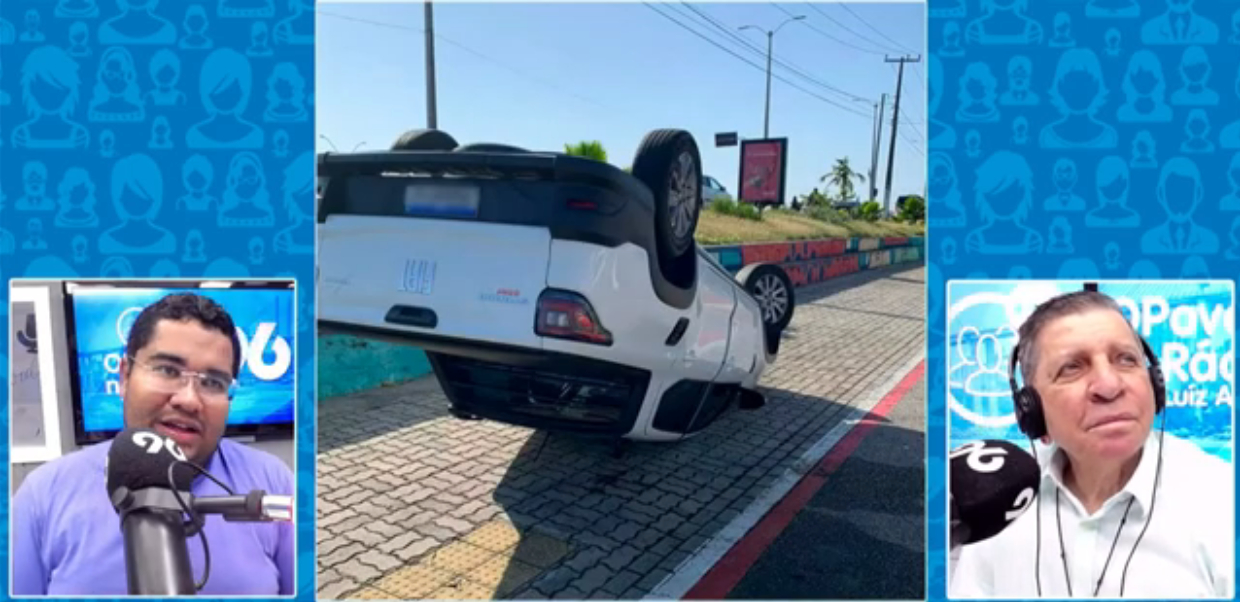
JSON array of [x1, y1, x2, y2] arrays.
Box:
[[363, 519, 571, 599]]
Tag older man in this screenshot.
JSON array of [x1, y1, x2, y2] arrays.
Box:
[[951, 290, 1233, 598]]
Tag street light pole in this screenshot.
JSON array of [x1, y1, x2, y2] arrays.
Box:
[[764, 31, 773, 138], [740, 15, 804, 139]]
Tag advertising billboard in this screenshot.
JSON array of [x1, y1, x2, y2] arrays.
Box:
[[737, 137, 788, 205]]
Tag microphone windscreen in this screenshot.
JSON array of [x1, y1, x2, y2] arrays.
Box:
[[949, 439, 1040, 545], [106, 427, 198, 499]]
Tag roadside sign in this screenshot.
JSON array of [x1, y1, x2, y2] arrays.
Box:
[[737, 138, 788, 206], [715, 132, 739, 147]]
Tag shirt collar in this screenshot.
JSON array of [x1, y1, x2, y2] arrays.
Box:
[[1038, 430, 1160, 518]]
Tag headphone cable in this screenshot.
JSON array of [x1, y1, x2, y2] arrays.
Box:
[[1055, 488, 1134, 597], [1118, 410, 1167, 595], [1029, 437, 1043, 597]]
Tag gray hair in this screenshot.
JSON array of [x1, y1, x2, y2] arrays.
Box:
[[1015, 290, 1140, 388]]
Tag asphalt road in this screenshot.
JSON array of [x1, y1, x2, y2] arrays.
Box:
[[728, 371, 926, 600]]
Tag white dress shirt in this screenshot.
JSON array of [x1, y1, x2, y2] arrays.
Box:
[[951, 431, 1234, 599]]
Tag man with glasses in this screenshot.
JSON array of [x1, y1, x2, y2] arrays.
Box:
[[12, 293, 295, 596]]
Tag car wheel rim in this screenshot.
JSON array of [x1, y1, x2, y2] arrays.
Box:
[[668, 152, 697, 242], [754, 275, 788, 324]]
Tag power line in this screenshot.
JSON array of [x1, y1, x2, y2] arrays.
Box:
[[644, 3, 871, 120], [903, 120, 926, 144], [676, 3, 869, 104], [316, 8, 611, 111], [838, 3, 919, 55], [908, 63, 928, 99], [886, 62, 927, 125], [776, 3, 894, 57]]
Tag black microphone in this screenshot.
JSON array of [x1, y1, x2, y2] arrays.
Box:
[[106, 427, 199, 596], [949, 439, 1041, 547]]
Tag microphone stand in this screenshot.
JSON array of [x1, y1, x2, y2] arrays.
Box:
[[191, 490, 293, 523], [112, 483, 294, 596], [110, 487, 197, 596]]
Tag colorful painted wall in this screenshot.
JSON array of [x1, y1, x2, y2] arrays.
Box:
[[704, 236, 925, 287]]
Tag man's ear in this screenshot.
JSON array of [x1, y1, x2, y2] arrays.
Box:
[[117, 355, 130, 398], [1040, 435, 1051, 445]]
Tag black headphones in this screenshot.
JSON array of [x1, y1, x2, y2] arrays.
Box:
[[1008, 334, 1166, 440]]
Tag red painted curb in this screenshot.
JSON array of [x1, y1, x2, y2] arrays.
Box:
[[683, 359, 927, 600]]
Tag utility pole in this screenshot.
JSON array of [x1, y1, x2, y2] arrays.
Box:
[[870, 93, 886, 203], [883, 55, 920, 216], [425, 1, 438, 129]]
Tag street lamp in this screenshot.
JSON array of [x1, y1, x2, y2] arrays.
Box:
[[740, 15, 805, 138]]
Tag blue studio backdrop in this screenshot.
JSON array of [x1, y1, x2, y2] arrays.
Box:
[[947, 280, 1234, 460], [0, 0, 316, 598], [928, 0, 1240, 599], [70, 286, 296, 435]]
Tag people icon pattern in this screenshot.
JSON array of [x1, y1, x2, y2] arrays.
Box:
[[0, 0, 316, 589], [929, 0, 1239, 268], [927, 1, 1239, 597]]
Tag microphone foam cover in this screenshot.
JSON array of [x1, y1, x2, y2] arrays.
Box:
[[949, 439, 1041, 544], [106, 427, 198, 500]]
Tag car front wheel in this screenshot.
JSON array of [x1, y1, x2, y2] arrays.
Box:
[[736, 263, 795, 332]]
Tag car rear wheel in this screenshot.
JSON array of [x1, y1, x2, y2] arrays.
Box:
[[737, 263, 795, 333], [631, 129, 702, 288], [391, 129, 458, 151]]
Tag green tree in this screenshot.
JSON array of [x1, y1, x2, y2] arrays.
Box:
[[805, 187, 829, 207], [821, 157, 865, 202], [897, 195, 926, 223], [564, 140, 608, 162], [858, 201, 882, 222]]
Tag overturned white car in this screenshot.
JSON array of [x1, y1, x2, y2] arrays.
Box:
[[317, 128, 795, 442]]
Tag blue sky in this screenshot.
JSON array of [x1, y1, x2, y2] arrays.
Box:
[[315, 1, 926, 203]]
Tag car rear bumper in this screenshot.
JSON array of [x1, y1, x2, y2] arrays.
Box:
[[319, 320, 652, 436]]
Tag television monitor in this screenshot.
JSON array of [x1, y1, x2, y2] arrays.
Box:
[[64, 281, 296, 445]]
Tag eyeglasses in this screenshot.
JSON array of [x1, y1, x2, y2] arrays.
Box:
[[130, 356, 237, 400]]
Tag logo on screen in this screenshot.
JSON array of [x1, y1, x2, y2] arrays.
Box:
[[1111, 294, 1233, 408], [104, 307, 293, 395]]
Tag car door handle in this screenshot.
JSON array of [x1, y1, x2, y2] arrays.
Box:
[[385, 305, 438, 329], [665, 317, 690, 346]]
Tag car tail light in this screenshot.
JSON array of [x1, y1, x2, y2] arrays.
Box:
[[566, 199, 597, 210], [535, 290, 612, 345]]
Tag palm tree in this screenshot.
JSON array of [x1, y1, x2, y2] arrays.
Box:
[[820, 157, 865, 202], [564, 140, 608, 162]]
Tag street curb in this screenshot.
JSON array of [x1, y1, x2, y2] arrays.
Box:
[[644, 350, 927, 600]]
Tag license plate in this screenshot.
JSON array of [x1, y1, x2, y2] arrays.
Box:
[[403, 184, 480, 218], [400, 259, 436, 294]]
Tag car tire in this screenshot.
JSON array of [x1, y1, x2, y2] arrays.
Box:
[[736, 263, 795, 333], [391, 129, 458, 151], [456, 142, 527, 153], [631, 129, 702, 287]]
